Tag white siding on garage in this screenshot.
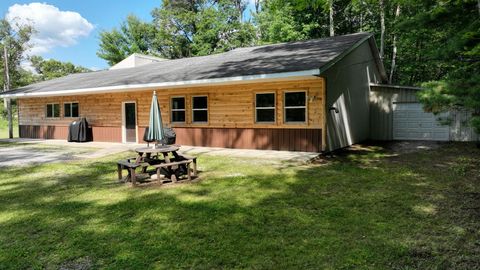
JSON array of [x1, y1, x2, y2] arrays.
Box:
[[393, 103, 450, 141], [370, 85, 478, 142]]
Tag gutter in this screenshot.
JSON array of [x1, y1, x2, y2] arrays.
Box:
[[0, 69, 321, 98], [369, 83, 422, 90]]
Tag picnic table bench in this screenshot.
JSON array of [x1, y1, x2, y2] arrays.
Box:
[[117, 146, 197, 186]]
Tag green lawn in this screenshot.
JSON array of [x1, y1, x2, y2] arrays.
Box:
[[0, 143, 478, 269], [0, 118, 18, 139]]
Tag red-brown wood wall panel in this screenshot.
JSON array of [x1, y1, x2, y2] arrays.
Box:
[[20, 125, 122, 142], [170, 127, 322, 152], [20, 125, 322, 152], [19, 125, 69, 139], [91, 127, 122, 142]]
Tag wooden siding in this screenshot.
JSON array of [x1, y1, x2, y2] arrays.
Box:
[[17, 78, 326, 151], [18, 79, 324, 128]]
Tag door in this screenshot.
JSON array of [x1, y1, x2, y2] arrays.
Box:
[[123, 102, 137, 143], [326, 93, 353, 151], [393, 103, 449, 141]]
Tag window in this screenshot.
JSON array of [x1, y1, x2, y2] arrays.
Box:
[[255, 93, 275, 123], [64, 102, 79, 117], [171, 97, 185, 122], [192, 96, 208, 123], [284, 91, 306, 123], [46, 103, 60, 118]]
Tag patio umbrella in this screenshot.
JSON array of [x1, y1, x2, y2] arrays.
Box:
[[147, 91, 165, 147]]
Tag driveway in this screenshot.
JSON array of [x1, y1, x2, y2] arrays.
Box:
[[0, 144, 93, 167]]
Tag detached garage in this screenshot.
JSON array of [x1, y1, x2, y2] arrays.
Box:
[[393, 103, 449, 141], [370, 84, 478, 142]]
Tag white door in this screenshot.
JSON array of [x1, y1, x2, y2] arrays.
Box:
[[393, 103, 449, 141], [122, 102, 137, 143]]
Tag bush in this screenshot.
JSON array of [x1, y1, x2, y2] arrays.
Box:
[[0, 102, 18, 121]]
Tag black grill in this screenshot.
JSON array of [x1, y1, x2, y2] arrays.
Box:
[[67, 118, 92, 142], [143, 127, 176, 145]]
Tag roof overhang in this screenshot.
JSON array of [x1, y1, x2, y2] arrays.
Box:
[[0, 69, 321, 98]]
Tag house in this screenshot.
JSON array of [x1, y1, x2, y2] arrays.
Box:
[[0, 32, 388, 152]]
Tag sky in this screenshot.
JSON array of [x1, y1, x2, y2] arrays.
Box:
[[0, 1, 254, 71]]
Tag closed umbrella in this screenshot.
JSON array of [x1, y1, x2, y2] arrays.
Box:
[[147, 91, 165, 147]]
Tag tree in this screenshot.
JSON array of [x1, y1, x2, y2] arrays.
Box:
[[151, 0, 255, 58], [389, 3, 400, 84], [379, 0, 385, 60], [254, 1, 308, 43], [413, 0, 480, 132], [255, 0, 380, 43], [97, 1, 256, 65], [29, 55, 90, 81], [328, 0, 334, 36], [0, 18, 33, 138], [0, 19, 34, 91], [97, 15, 157, 66]]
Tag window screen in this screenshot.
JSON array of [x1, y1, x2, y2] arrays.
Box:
[[255, 93, 275, 123], [46, 104, 60, 118], [192, 96, 208, 123], [64, 103, 79, 117], [171, 97, 185, 122], [284, 92, 306, 122]]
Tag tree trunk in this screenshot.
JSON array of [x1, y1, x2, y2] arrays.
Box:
[[379, 0, 385, 60], [234, 0, 244, 22], [2, 46, 6, 110], [255, 0, 260, 14], [359, 13, 363, 32], [329, 0, 334, 36], [7, 98, 12, 139], [389, 4, 401, 84], [3, 45, 13, 138]]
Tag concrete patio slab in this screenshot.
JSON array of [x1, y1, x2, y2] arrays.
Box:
[[0, 138, 320, 163]]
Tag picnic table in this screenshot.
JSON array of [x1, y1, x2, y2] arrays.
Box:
[[135, 145, 180, 164], [117, 145, 197, 186]]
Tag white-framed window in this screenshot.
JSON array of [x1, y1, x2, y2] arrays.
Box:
[[284, 91, 306, 123], [171, 97, 186, 123], [64, 102, 79, 118], [192, 96, 208, 123], [255, 93, 276, 123], [46, 103, 60, 118]]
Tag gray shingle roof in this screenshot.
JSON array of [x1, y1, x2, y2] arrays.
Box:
[[4, 32, 373, 96]]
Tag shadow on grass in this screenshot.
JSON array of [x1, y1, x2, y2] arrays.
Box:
[[0, 144, 479, 269]]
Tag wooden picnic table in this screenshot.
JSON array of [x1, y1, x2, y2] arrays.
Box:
[[134, 144, 180, 164], [117, 145, 197, 186], [117, 145, 197, 185]]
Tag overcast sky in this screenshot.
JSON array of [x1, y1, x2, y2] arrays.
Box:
[[1, 1, 255, 71]]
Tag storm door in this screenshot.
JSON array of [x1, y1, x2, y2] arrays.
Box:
[[123, 102, 137, 143]]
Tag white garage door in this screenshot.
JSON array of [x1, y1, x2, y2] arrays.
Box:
[[393, 103, 450, 141]]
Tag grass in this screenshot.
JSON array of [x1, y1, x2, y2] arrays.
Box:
[[0, 117, 18, 139], [0, 142, 479, 269]]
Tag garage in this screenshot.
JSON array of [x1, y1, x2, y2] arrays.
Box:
[[392, 103, 450, 141]]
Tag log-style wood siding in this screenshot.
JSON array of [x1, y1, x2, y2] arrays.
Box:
[[18, 78, 326, 151]]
